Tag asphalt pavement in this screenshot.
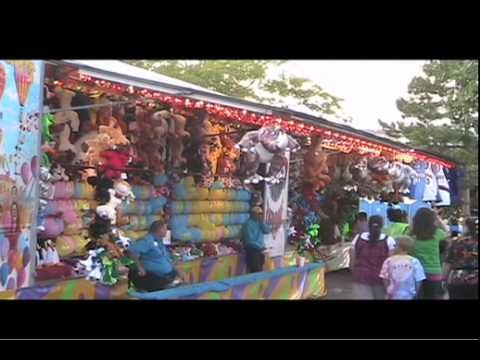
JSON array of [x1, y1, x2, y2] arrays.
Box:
[[323, 269, 354, 299]]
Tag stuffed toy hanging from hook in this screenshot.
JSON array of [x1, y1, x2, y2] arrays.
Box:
[[236, 124, 300, 184]]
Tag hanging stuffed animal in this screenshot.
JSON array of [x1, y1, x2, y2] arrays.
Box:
[[52, 87, 80, 152], [81, 125, 129, 167], [50, 164, 69, 182], [95, 188, 122, 225], [37, 166, 54, 232], [432, 164, 450, 206], [149, 110, 169, 169], [95, 95, 122, 130], [98, 148, 131, 180], [184, 111, 214, 185], [367, 157, 394, 193], [71, 92, 94, 133], [208, 123, 224, 175], [113, 179, 135, 203], [88, 175, 115, 204], [169, 112, 190, 168], [217, 133, 239, 177], [303, 137, 332, 191], [388, 161, 418, 195], [236, 124, 300, 184]]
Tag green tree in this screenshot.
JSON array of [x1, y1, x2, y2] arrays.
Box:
[[126, 60, 343, 117], [379, 60, 478, 214]]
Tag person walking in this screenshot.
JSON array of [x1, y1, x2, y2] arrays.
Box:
[[380, 236, 426, 300], [410, 208, 448, 299], [352, 212, 369, 239], [350, 215, 396, 299], [443, 217, 478, 299]]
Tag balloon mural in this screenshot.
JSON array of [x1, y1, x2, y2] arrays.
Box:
[[0, 60, 43, 292], [0, 64, 6, 101], [11, 61, 36, 107], [7, 61, 36, 181]]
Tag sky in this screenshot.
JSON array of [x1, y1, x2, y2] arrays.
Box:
[[275, 60, 427, 131]]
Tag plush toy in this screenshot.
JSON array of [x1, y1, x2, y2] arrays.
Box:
[[53, 87, 80, 131], [184, 112, 214, 184], [84, 130, 122, 166], [168, 112, 191, 169], [367, 157, 394, 192], [71, 92, 94, 133], [151, 110, 171, 139], [74, 247, 105, 277], [327, 152, 355, 183], [52, 87, 80, 152], [169, 112, 190, 138], [97, 237, 124, 259], [388, 161, 418, 195], [149, 110, 190, 170], [98, 149, 131, 180], [95, 95, 122, 130], [208, 123, 224, 175], [129, 110, 168, 173], [113, 179, 135, 203], [88, 216, 113, 240], [88, 175, 115, 204], [50, 164, 69, 182], [217, 134, 240, 177], [112, 228, 132, 250], [112, 103, 129, 134], [36, 239, 61, 267], [237, 124, 300, 184], [71, 130, 98, 164], [96, 189, 122, 224], [302, 137, 332, 191], [98, 125, 129, 146], [170, 136, 186, 169]]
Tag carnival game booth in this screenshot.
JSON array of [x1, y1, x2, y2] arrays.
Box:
[[0, 60, 458, 299], [2, 60, 325, 299]]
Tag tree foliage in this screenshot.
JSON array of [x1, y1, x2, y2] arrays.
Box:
[[126, 60, 343, 117], [379, 60, 478, 187]]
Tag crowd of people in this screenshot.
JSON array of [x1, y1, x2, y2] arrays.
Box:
[[122, 201, 477, 300], [350, 207, 478, 300]]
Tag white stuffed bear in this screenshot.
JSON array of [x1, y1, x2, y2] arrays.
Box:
[[96, 189, 122, 224]]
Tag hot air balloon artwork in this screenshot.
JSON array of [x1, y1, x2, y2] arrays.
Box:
[[7, 61, 36, 180], [0, 63, 6, 102], [11, 61, 36, 107]]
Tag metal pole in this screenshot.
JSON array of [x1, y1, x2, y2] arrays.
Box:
[[44, 100, 136, 114]]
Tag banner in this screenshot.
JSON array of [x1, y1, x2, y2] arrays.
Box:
[[263, 152, 290, 257], [0, 60, 44, 291]]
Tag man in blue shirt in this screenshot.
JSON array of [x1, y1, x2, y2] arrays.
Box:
[[241, 206, 273, 273], [127, 220, 182, 291]]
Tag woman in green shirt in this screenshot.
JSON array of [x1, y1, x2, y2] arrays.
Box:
[[410, 208, 449, 299], [385, 207, 410, 237]]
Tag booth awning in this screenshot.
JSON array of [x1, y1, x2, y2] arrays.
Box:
[[50, 60, 457, 167]]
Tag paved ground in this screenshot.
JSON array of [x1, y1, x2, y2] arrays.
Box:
[[323, 269, 354, 299], [322, 269, 450, 300]]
